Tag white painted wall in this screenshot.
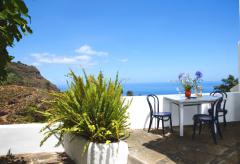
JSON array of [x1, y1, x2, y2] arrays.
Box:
[[238, 41, 240, 91], [125, 92, 240, 129], [0, 124, 63, 155]]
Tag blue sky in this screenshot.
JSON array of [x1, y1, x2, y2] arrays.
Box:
[[9, 0, 240, 85]]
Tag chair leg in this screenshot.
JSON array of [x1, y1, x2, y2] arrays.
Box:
[[157, 118, 160, 130], [216, 120, 223, 139], [215, 116, 223, 139], [223, 114, 227, 126], [148, 117, 153, 133], [162, 119, 165, 136], [199, 121, 202, 135], [169, 115, 173, 133], [192, 121, 197, 139], [210, 121, 217, 144], [216, 116, 220, 126]]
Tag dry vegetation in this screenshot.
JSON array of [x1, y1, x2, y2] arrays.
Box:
[[0, 85, 54, 124], [0, 62, 60, 124]]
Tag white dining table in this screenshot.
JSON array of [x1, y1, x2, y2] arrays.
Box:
[[164, 95, 220, 137]]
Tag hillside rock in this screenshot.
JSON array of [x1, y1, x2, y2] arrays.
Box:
[[0, 61, 59, 124], [3, 61, 59, 91]]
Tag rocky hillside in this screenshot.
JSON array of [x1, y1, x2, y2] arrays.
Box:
[[0, 85, 52, 124], [3, 61, 59, 91], [0, 62, 59, 124]]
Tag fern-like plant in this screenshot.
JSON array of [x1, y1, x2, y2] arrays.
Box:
[[40, 70, 131, 146]]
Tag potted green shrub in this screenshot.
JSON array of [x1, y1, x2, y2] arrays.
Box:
[[40, 70, 131, 164]]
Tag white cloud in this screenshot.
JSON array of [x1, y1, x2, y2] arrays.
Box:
[[30, 45, 109, 66], [119, 58, 128, 63], [75, 45, 108, 56], [31, 53, 91, 64], [75, 55, 92, 61]]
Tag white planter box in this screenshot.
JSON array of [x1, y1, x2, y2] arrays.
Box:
[[63, 134, 129, 164]]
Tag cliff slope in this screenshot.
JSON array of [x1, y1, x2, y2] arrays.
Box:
[[3, 62, 59, 91], [0, 62, 59, 124]]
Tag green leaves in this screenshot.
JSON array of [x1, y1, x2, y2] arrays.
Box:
[[0, 0, 32, 81], [41, 69, 131, 146], [214, 75, 239, 92]]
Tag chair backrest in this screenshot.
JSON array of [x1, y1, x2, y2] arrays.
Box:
[[210, 91, 215, 96], [221, 91, 227, 111], [210, 91, 227, 111], [147, 94, 159, 116], [210, 97, 223, 120]]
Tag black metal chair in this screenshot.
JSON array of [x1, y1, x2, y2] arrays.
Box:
[[192, 97, 223, 144], [147, 94, 173, 135], [208, 91, 228, 126]]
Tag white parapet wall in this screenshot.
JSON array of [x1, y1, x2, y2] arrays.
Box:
[[125, 92, 240, 129], [0, 123, 64, 155]]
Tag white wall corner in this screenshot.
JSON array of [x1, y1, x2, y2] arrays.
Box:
[[238, 41, 240, 91]]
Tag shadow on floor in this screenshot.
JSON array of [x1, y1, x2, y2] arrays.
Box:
[[141, 122, 240, 163], [0, 150, 27, 164]]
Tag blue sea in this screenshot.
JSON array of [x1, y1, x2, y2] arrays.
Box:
[[58, 81, 221, 96]]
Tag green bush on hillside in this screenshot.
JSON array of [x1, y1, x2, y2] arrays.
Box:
[[0, 72, 23, 85], [126, 90, 134, 96], [7, 105, 47, 123]]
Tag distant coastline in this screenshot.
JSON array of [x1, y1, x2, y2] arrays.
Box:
[[57, 81, 221, 96]]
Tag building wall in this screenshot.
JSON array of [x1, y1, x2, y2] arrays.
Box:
[[125, 92, 240, 129], [238, 41, 240, 91]]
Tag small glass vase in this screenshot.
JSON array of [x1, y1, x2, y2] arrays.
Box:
[[199, 86, 202, 96], [195, 86, 199, 97]]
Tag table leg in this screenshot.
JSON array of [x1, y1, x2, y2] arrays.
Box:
[[197, 104, 202, 114], [169, 101, 172, 113], [179, 104, 184, 136], [169, 102, 173, 128]]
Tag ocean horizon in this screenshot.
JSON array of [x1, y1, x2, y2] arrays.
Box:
[[57, 81, 222, 96]]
